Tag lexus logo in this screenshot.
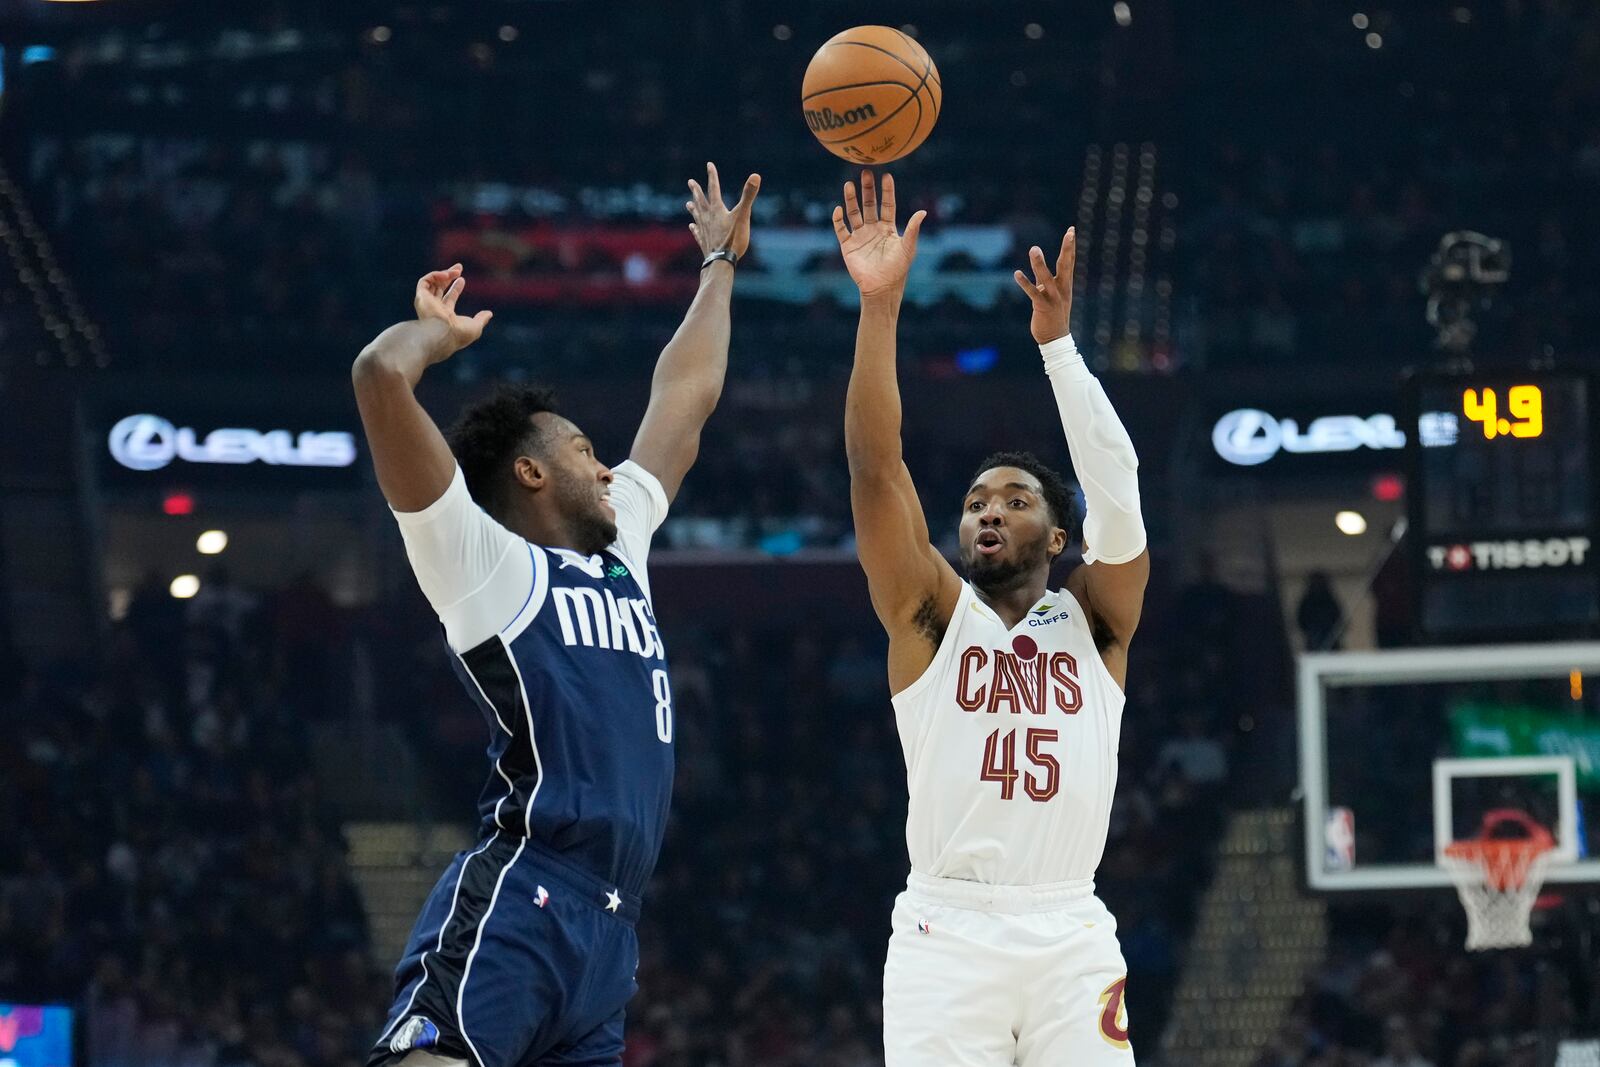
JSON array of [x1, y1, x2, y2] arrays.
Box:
[[1211, 408, 1285, 466], [1211, 407, 1452, 466], [108, 414, 178, 471], [107, 413, 357, 471]]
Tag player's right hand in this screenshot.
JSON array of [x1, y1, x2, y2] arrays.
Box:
[[832, 170, 927, 299], [414, 264, 493, 360]]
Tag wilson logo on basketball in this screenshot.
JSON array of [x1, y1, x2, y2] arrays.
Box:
[[803, 103, 879, 132], [1098, 976, 1130, 1049]]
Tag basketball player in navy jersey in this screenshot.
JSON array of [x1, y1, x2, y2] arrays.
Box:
[[352, 163, 759, 1067]]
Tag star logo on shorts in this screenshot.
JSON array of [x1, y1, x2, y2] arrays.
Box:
[[388, 1016, 440, 1054], [604, 889, 622, 913], [535, 885, 549, 909]]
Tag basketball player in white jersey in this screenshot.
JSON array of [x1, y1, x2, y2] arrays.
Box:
[[831, 169, 1149, 1064]]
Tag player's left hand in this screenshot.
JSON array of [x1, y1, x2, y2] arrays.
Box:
[[687, 162, 761, 260], [1013, 229, 1077, 344], [414, 264, 493, 361]]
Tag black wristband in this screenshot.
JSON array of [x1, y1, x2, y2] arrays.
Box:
[[701, 249, 738, 271]]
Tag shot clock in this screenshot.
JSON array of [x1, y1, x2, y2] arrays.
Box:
[[1460, 384, 1544, 440], [1405, 369, 1598, 638]]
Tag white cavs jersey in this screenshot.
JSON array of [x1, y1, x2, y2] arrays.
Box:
[[891, 581, 1125, 886]]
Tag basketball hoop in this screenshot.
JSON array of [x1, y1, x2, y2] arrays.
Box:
[[1441, 809, 1556, 950]]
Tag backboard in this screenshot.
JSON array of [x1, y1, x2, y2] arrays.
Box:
[[1299, 642, 1600, 891]]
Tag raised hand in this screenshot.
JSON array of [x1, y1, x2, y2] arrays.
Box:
[[687, 162, 762, 259], [413, 264, 493, 361], [1012, 229, 1078, 344], [832, 170, 927, 298]]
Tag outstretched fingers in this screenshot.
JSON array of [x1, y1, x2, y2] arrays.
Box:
[[1028, 245, 1051, 289], [880, 173, 898, 228], [843, 181, 864, 229], [1054, 228, 1076, 287], [443, 275, 465, 309], [733, 173, 762, 214], [420, 263, 463, 295], [902, 209, 928, 258], [705, 162, 722, 206], [860, 169, 879, 223], [831, 205, 851, 245]]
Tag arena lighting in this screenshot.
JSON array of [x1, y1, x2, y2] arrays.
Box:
[[1352, 12, 1370, 28], [772, 24, 792, 40], [196, 530, 229, 555], [1372, 473, 1404, 502], [1335, 510, 1369, 536], [1024, 22, 1044, 39], [497, 25, 518, 42], [169, 574, 200, 600], [1113, 2, 1133, 27], [1366, 32, 1383, 48], [162, 490, 195, 516]]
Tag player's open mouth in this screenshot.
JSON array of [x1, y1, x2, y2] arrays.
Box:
[[975, 530, 1004, 555]]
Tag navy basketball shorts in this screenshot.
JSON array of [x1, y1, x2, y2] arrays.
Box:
[[369, 832, 642, 1067]]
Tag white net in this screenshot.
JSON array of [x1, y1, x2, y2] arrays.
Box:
[[1441, 839, 1554, 950]]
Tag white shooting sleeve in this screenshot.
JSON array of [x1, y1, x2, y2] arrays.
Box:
[[1040, 335, 1147, 565]]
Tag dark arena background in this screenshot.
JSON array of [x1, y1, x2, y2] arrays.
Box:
[[1, 0, 1599, 1065]]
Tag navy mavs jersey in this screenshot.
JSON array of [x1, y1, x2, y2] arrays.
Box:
[[371, 460, 674, 1067], [452, 540, 674, 896]]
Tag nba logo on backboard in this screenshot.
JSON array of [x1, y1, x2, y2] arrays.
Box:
[[1325, 807, 1356, 871]]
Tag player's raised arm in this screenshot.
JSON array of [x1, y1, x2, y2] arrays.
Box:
[[627, 162, 761, 504], [1013, 230, 1150, 655], [351, 264, 492, 512], [835, 170, 962, 691]]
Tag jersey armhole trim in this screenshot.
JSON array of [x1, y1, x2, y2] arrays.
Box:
[[499, 545, 551, 644], [889, 582, 971, 706], [1060, 586, 1127, 698]]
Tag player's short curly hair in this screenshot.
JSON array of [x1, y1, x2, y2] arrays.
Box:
[[972, 450, 1078, 554], [446, 384, 560, 519]]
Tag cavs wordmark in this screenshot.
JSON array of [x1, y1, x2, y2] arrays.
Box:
[[956, 644, 1084, 716]]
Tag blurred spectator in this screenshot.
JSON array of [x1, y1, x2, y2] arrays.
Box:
[[1297, 571, 1344, 652]]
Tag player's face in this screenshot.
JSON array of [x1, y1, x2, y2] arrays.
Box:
[[534, 415, 618, 554], [958, 467, 1061, 589]]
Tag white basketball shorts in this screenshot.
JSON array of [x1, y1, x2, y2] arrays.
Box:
[[883, 871, 1133, 1066]]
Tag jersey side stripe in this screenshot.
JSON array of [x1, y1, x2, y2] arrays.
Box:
[[457, 656, 518, 831], [456, 837, 528, 1067], [375, 830, 501, 1044], [503, 642, 545, 839]]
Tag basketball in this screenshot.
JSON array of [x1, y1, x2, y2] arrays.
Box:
[[801, 25, 942, 164]]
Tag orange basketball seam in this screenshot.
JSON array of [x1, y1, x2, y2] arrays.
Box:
[[801, 79, 919, 103], [891, 27, 939, 87], [827, 37, 927, 82], [884, 33, 938, 148]]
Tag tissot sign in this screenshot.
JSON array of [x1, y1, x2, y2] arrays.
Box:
[[107, 414, 357, 472], [1426, 537, 1591, 573], [1211, 407, 1457, 467]]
